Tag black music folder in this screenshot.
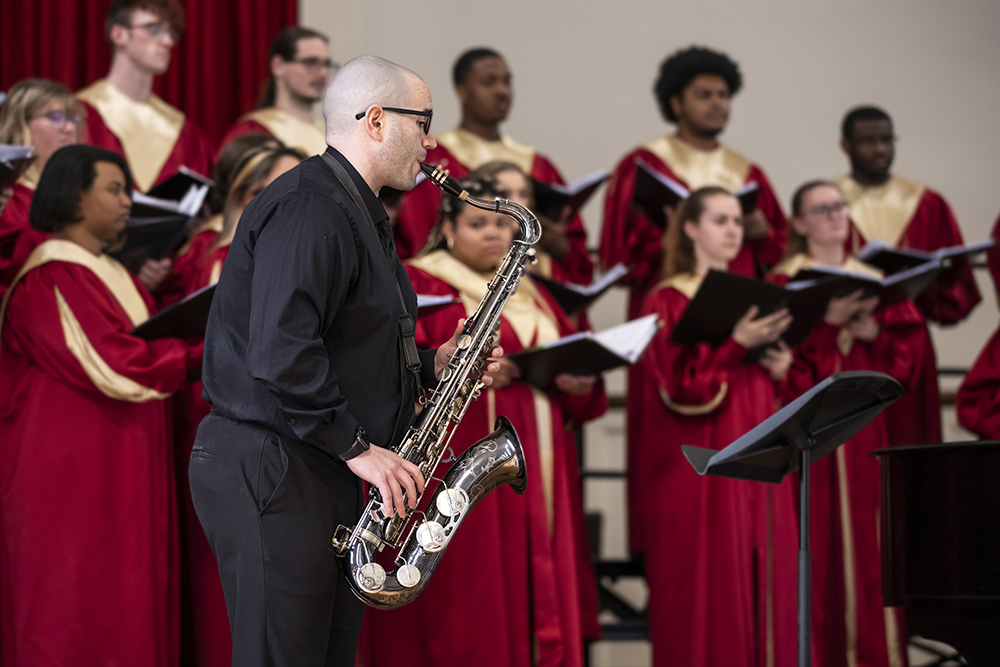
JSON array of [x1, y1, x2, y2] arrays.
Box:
[[530, 263, 629, 315], [669, 270, 833, 355], [510, 314, 659, 389], [108, 214, 191, 274], [132, 283, 216, 340], [787, 261, 943, 311], [0, 144, 36, 190], [530, 170, 608, 220], [632, 159, 759, 229], [856, 238, 995, 275], [145, 166, 215, 201]]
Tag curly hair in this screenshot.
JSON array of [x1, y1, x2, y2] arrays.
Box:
[[654, 46, 743, 123]]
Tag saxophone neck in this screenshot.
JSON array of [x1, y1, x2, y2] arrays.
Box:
[[419, 162, 542, 247]]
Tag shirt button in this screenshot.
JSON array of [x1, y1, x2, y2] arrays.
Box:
[[290, 418, 297, 425]]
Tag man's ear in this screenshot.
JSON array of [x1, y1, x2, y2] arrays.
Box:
[[670, 94, 683, 122], [455, 83, 468, 105], [270, 54, 288, 79], [839, 137, 851, 156], [361, 106, 386, 142], [109, 23, 130, 49]]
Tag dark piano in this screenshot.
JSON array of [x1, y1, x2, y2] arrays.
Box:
[[874, 441, 1000, 665]]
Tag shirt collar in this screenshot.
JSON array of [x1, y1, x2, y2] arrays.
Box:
[[325, 146, 388, 225]]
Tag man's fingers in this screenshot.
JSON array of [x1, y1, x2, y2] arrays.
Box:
[[376, 481, 393, 518], [402, 459, 425, 494], [397, 468, 418, 511], [387, 477, 406, 519]]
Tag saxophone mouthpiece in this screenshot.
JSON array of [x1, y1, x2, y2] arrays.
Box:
[[420, 162, 469, 201]]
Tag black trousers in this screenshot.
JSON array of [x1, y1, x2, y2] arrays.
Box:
[[189, 412, 365, 667]]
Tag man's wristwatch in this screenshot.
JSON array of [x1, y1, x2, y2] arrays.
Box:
[[339, 425, 371, 461]]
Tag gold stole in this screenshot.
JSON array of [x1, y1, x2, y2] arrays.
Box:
[[834, 174, 925, 250], [408, 250, 561, 531], [0, 240, 167, 402], [643, 134, 751, 191], [770, 253, 884, 357], [77, 79, 185, 192], [435, 128, 536, 174], [532, 251, 554, 279], [17, 165, 40, 191], [655, 270, 703, 299], [243, 107, 327, 157]]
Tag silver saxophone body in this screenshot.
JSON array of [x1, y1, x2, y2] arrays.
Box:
[[332, 162, 542, 609]]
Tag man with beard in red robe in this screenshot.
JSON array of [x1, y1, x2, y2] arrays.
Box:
[[600, 46, 788, 555], [394, 47, 593, 285], [218, 27, 331, 158], [835, 106, 981, 448]]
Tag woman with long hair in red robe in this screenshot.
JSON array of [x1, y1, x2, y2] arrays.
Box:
[[0, 145, 202, 666], [636, 186, 801, 667]]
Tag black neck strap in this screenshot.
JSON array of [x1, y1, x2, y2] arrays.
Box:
[[321, 151, 424, 446]]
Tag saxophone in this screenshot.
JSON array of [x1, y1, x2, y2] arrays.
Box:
[[332, 162, 542, 609]]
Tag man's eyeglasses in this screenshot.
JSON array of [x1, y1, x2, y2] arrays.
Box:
[[32, 110, 83, 127], [355, 106, 433, 135], [292, 57, 336, 71], [804, 201, 850, 218], [127, 21, 179, 41]]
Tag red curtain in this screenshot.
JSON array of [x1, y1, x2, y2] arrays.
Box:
[[0, 0, 298, 148]]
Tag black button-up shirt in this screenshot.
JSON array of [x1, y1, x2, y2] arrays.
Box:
[[202, 147, 437, 463]]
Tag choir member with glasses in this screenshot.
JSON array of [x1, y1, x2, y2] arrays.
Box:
[[219, 27, 334, 157]]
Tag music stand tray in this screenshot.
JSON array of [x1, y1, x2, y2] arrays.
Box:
[[681, 371, 905, 667]]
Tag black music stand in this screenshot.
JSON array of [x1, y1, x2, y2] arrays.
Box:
[[681, 371, 905, 667]]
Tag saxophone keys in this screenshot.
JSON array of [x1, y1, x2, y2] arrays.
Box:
[[436, 488, 470, 517], [416, 520, 446, 552], [456, 334, 473, 350], [356, 562, 386, 593], [396, 563, 422, 588]]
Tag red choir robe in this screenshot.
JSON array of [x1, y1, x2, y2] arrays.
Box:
[[0, 177, 46, 297], [601, 134, 788, 555], [637, 272, 800, 667], [956, 328, 1000, 440], [78, 79, 213, 193], [0, 239, 201, 667], [395, 127, 594, 285], [170, 222, 232, 667], [987, 212, 1000, 303], [836, 174, 981, 448], [359, 250, 607, 667], [217, 107, 327, 157], [959, 214, 1000, 439], [771, 254, 922, 667]]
